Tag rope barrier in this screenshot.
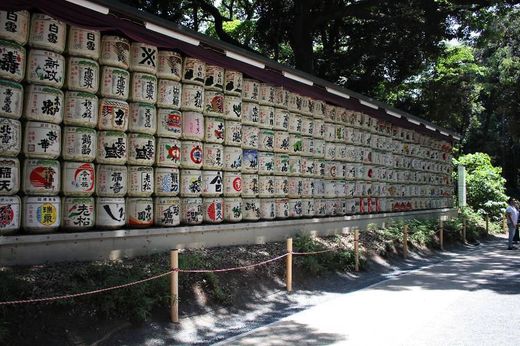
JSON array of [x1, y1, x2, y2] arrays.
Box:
[[292, 249, 334, 255], [178, 253, 289, 273]]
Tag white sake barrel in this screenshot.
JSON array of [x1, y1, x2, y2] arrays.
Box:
[[23, 196, 61, 232], [157, 51, 182, 81], [300, 96, 311, 116], [223, 95, 241, 120], [0, 195, 21, 234], [96, 164, 127, 197], [275, 198, 289, 219], [180, 169, 202, 197], [155, 137, 180, 167], [0, 157, 19, 195], [258, 152, 274, 175], [0, 10, 29, 45], [241, 174, 258, 197], [127, 166, 154, 197], [23, 121, 61, 159], [64, 91, 98, 127], [324, 104, 336, 123], [242, 198, 260, 220], [100, 35, 129, 69], [259, 198, 276, 220], [345, 198, 355, 214], [67, 26, 100, 59], [325, 142, 336, 160], [0, 118, 21, 157], [66, 57, 99, 93], [242, 78, 259, 102], [314, 139, 325, 158], [242, 149, 258, 173], [98, 98, 129, 131], [273, 131, 289, 153], [62, 161, 95, 196], [301, 157, 316, 177], [223, 171, 241, 197], [325, 161, 338, 179], [95, 197, 125, 228], [127, 133, 155, 166], [301, 116, 314, 137], [242, 101, 260, 125], [315, 199, 326, 216], [203, 90, 224, 117], [180, 197, 203, 224], [128, 103, 156, 134], [100, 66, 130, 100], [224, 69, 242, 95], [242, 125, 259, 149], [203, 197, 224, 223], [130, 72, 157, 103], [259, 83, 275, 106], [302, 178, 313, 198], [24, 85, 63, 123], [223, 146, 242, 171], [287, 92, 299, 113], [0, 41, 24, 82], [202, 170, 223, 197], [62, 197, 95, 230], [314, 179, 325, 198], [289, 134, 303, 155], [127, 197, 153, 227], [182, 111, 204, 140], [204, 116, 225, 143], [288, 155, 301, 176], [223, 197, 242, 222], [258, 175, 275, 197], [324, 123, 336, 142], [313, 119, 325, 139], [205, 65, 224, 91], [301, 136, 314, 157], [336, 143, 347, 161], [0, 80, 23, 119], [274, 86, 288, 109], [302, 198, 314, 217], [203, 143, 223, 170], [335, 126, 345, 142], [259, 105, 275, 129], [29, 13, 66, 53], [307, 99, 315, 117], [27, 49, 64, 87], [313, 100, 325, 118], [157, 79, 181, 109], [182, 57, 205, 85], [289, 199, 303, 218], [96, 131, 127, 165], [154, 197, 180, 226], [258, 129, 274, 152], [274, 154, 290, 175], [288, 177, 303, 198], [154, 167, 180, 196], [180, 140, 203, 169], [157, 108, 182, 138], [224, 120, 242, 147], [336, 180, 347, 198], [325, 199, 337, 216], [130, 42, 157, 74], [273, 175, 288, 197], [288, 113, 302, 134], [274, 108, 289, 131]]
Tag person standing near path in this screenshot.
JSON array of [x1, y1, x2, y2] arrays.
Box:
[[505, 198, 518, 250]]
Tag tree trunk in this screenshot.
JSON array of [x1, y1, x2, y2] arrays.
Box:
[[289, 1, 314, 74]]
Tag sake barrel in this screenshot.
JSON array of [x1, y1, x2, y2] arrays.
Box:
[[258, 129, 274, 152], [242, 101, 260, 125], [223, 171, 241, 197], [224, 69, 242, 95], [289, 134, 303, 155], [273, 131, 289, 153], [302, 198, 314, 217], [336, 143, 347, 161], [313, 119, 325, 139], [96, 164, 127, 197], [289, 199, 303, 218], [316, 159, 326, 177], [335, 126, 346, 142], [154, 137, 179, 168], [64, 91, 98, 127], [157, 79, 182, 109], [180, 169, 202, 197], [274, 153, 289, 175], [203, 197, 224, 223], [62, 161, 95, 196], [302, 178, 313, 198], [98, 98, 129, 131], [324, 142, 336, 160], [241, 125, 259, 150], [336, 180, 347, 198], [301, 157, 316, 177], [127, 133, 155, 166], [96, 131, 127, 165], [0, 195, 21, 234], [157, 108, 182, 138], [23, 121, 61, 159], [223, 197, 242, 222], [182, 57, 205, 85], [274, 86, 288, 109], [130, 72, 157, 103], [130, 42, 157, 74], [180, 140, 203, 169], [157, 51, 182, 81], [300, 96, 311, 116], [202, 170, 223, 197], [205, 65, 224, 91], [288, 177, 303, 198], [242, 198, 260, 220], [66, 57, 99, 93], [259, 83, 275, 106], [324, 104, 336, 123], [204, 116, 225, 144], [301, 136, 314, 157], [273, 108, 289, 131], [127, 166, 154, 197], [259, 198, 275, 220], [242, 78, 259, 102], [258, 175, 275, 197], [100, 66, 130, 100], [273, 175, 288, 197], [203, 143, 224, 170], [242, 149, 258, 173], [0, 10, 29, 45], [223, 146, 242, 171], [314, 139, 325, 158], [287, 92, 300, 113], [307, 99, 315, 118], [224, 120, 242, 147], [325, 198, 337, 216], [62, 197, 95, 230], [180, 197, 203, 224], [315, 179, 325, 198], [258, 152, 274, 175], [315, 199, 327, 216], [23, 196, 61, 232], [241, 174, 258, 197], [26, 49, 64, 87], [154, 197, 180, 226], [127, 197, 153, 227], [202, 90, 224, 117], [258, 105, 275, 129], [0, 157, 19, 195], [288, 155, 301, 176], [24, 85, 64, 123], [178, 114, 203, 142], [0, 80, 23, 119], [100, 35, 129, 69], [223, 95, 241, 120], [128, 103, 156, 134], [324, 123, 336, 142], [325, 161, 338, 179], [95, 197, 125, 228], [154, 167, 180, 196], [288, 113, 302, 134], [67, 26, 100, 60], [301, 116, 314, 137], [275, 198, 289, 219], [29, 13, 66, 53]]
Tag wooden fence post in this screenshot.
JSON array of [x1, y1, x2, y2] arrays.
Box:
[[486, 214, 489, 235], [354, 229, 360, 272], [439, 220, 444, 251], [171, 249, 179, 323], [403, 224, 409, 258], [463, 219, 467, 243], [286, 238, 293, 292]]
